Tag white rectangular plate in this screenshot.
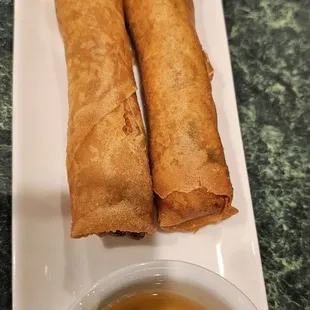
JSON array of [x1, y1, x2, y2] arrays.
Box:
[[13, 1, 268, 309]]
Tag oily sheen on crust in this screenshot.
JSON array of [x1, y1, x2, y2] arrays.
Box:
[[56, 0, 156, 238], [125, 0, 238, 231]]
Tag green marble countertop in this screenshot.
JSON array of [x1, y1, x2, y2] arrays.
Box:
[[0, 0, 309, 309]]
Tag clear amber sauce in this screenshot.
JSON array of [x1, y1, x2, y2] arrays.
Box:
[[104, 290, 206, 310]]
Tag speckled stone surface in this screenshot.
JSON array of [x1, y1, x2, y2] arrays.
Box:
[[0, 0, 12, 308], [223, 0, 310, 309], [0, 0, 309, 309]]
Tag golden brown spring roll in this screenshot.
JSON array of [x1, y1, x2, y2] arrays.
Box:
[[55, 0, 156, 238], [124, 0, 238, 232]]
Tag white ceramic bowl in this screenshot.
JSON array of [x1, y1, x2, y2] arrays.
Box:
[[69, 260, 258, 310]]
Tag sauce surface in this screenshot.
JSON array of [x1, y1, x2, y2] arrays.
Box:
[[104, 290, 206, 310]]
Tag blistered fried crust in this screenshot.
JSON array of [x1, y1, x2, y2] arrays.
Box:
[[124, 0, 238, 231], [55, 0, 156, 238], [158, 188, 238, 231]]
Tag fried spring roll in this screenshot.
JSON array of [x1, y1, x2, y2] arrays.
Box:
[[55, 0, 156, 238], [124, 0, 238, 232]]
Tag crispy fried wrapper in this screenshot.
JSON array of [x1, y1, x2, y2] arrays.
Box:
[[55, 0, 156, 238], [125, 0, 238, 232]]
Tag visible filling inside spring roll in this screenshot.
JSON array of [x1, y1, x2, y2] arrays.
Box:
[[108, 231, 145, 240]]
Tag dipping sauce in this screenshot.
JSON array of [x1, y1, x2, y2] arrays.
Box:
[[104, 290, 206, 310]]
